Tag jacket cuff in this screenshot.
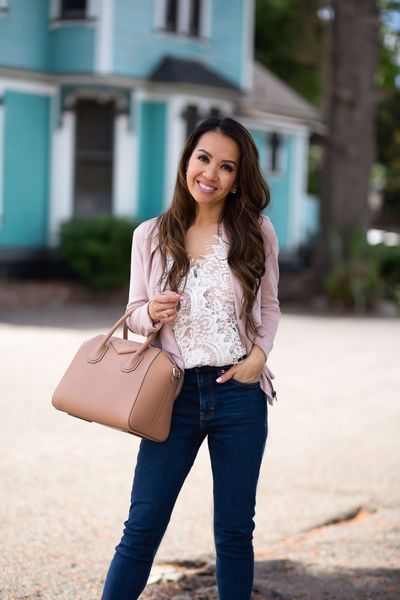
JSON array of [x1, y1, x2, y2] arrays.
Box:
[[127, 302, 163, 337], [253, 336, 271, 363]]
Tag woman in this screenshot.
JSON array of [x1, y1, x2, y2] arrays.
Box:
[[102, 117, 280, 599]]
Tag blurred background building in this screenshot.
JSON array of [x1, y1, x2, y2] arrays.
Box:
[[0, 0, 320, 273]]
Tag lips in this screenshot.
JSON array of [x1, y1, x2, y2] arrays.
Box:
[[197, 180, 217, 192]]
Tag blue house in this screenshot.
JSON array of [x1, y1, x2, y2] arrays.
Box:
[[0, 0, 320, 271]]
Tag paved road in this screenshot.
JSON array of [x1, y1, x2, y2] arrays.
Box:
[[0, 305, 399, 599]]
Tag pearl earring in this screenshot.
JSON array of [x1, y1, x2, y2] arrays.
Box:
[[231, 186, 237, 194]]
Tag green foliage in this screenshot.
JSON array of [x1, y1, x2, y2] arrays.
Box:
[[59, 216, 137, 291], [254, 0, 325, 105], [255, 0, 400, 223], [379, 0, 400, 90], [325, 227, 384, 311], [371, 242, 400, 302], [377, 88, 400, 220], [307, 144, 323, 196]]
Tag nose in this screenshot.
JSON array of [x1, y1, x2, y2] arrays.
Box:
[[203, 164, 218, 181]]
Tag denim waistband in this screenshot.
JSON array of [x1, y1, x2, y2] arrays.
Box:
[[185, 355, 247, 374]]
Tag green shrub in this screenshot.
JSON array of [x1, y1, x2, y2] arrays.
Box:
[[58, 216, 138, 291], [371, 242, 400, 303], [325, 226, 384, 311]]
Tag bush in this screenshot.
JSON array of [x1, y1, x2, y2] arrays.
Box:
[[58, 216, 138, 291], [325, 226, 384, 311], [371, 242, 400, 303]]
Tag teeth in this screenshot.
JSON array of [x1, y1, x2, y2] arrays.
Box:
[[198, 181, 215, 191]]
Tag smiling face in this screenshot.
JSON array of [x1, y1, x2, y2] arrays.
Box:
[[185, 130, 240, 216]]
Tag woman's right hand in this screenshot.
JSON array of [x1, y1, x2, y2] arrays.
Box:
[[148, 291, 185, 324]]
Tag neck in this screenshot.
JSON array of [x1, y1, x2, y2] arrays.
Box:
[[194, 205, 223, 227]]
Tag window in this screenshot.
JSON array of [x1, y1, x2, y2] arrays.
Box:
[[269, 132, 283, 174], [209, 107, 221, 118], [181, 105, 222, 138], [73, 99, 114, 217], [182, 105, 201, 138], [61, 0, 87, 20], [165, 0, 178, 32], [189, 0, 201, 37], [160, 0, 207, 38]]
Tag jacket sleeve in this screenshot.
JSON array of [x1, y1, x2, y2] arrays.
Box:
[[253, 216, 281, 361], [125, 224, 163, 337]]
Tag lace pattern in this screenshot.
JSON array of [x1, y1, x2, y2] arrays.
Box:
[[167, 234, 246, 368]]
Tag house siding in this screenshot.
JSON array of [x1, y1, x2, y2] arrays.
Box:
[[113, 0, 244, 87], [0, 0, 49, 71], [48, 27, 95, 73], [267, 135, 294, 251], [137, 101, 167, 222], [250, 129, 293, 251], [0, 91, 50, 246]]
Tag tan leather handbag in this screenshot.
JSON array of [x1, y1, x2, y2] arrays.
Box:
[[52, 310, 182, 442]]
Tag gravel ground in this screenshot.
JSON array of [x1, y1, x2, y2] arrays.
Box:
[[0, 304, 399, 599]]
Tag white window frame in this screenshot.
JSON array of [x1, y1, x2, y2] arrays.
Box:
[[0, 0, 9, 18], [156, 0, 211, 39], [0, 97, 4, 227]]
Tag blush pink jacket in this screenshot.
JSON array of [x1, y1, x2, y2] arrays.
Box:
[[126, 215, 280, 405]]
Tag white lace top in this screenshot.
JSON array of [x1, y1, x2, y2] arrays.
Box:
[[167, 234, 246, 368]]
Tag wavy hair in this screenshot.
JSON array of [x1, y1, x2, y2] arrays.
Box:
[[157, 117, 271, 339]]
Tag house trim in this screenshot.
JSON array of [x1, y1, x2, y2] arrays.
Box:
[[0, 78, 56, 97], [48, 99, 76, 246], [0, 99, 4, 227], [241, 0, 254, 91], [131, 91, 141, 218], [289, 131, 308, 249], [112, 109, 136, 220], [238, 114, 310, 137], [95, 0, 114, 74], [202, 0, 212, 39], [0, 0, 8, 20]]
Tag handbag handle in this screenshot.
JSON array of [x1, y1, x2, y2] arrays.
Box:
[[88, 309, 163, 364]]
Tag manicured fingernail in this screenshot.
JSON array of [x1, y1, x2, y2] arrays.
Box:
[[179, 295, 186, 300], [216, 377, 222, 383]]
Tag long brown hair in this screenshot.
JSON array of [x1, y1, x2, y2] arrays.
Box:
[[157, 117, 271, 339]]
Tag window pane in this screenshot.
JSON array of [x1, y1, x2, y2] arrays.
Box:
[[189, 0, 201, 36], [270, 132, 282, 173], [183, 105, 200, 138], [74, 100, 114, 217], [165, 0, 178, 32], [61, 0, 87, 19]]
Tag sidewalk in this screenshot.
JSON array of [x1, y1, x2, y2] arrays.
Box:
[[0, 305, 399, 599]]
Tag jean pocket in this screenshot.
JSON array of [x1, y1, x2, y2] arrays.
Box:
[[230, 377, 261, 389]]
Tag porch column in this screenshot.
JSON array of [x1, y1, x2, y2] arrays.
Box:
[[48, 99, 76, 246]]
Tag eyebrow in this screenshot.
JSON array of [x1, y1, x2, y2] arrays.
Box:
[[197, 148, 237, 166]]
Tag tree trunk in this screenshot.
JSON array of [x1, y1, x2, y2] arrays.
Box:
[[314, 0, 380, 284]]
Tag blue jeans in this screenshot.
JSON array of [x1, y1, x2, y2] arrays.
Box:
[[101, 363, 268, 600]]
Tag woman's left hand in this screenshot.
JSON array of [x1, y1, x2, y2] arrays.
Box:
[[216, 345, 266, 384]]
